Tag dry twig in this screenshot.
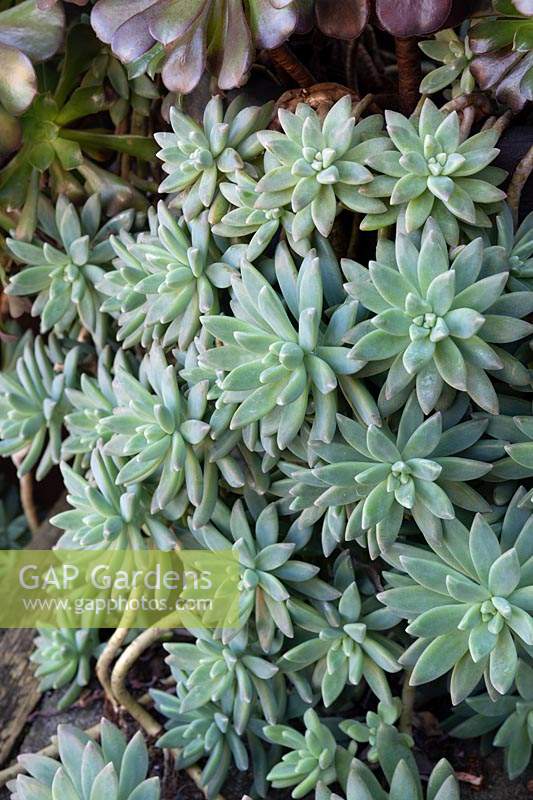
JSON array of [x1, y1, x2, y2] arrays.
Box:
[[95, 626, 131, 710], [10, 453, 39, 535], [507, 144, 533, 224], [399, 671, 416, 737], [110, 626, 169, 737], [268, 44, 315, 88]]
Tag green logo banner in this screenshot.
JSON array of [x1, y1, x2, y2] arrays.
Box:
[[0, 549, 241, 629]]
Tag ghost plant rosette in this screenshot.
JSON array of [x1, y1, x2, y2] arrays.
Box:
[[189, 498, 338, 653], [155, 95, 272, 221], [100, 343, 211, 513], [361, 99, 506, 245], [99, 202, 233, 351], [380, 490, 533, 703], [199, 251, 362, 450], [6, 195, 135, 346], [345, 219, 533, 414], [256, 96, 392, 242], [275, 393, 491, 558]]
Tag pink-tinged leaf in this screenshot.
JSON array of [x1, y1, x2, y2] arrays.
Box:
[[149, 0, 209, 45], [248, 0, 298, 49], [216, 0, 253, 89], [0, 44, 36, 117], [512, 0, 533, 12], [375, 0, 482, 37], [90, 0, 156, 46], [0, 0, 64, 63], [162, 22, 207, 93]]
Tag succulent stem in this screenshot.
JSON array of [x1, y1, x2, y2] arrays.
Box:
[[95, 625, 131, 710], [394, 36, 421, 115], [399, 671, 416, 737], [10, 454, 39, 535], [268, 44, 316, 88], [110, 626, 170, 737], [507, 143, 533, 224]]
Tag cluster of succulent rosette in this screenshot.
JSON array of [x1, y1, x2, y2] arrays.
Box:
[[0, 2, 532, 799]]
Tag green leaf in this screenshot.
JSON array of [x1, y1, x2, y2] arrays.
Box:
[[402, 413, 441, 459], [470, 514, 502, 585], [405, 190, 434, 232], [117, 731, 148, 799], [89, 763, 118, 800], [451, 273, 507, 313], [427, 271, 455, 316], [489, 628, 518, 695], [389, 760, 420, 800], [362, 481, 395, 529], [488, 549, 521, 597], [410, 630, 469, 685], [434, 338, 467, 391], [407, 605, 467, 638], [60, 129, 157, 161], [353, 330, 407, 360], [366, 425, 401, 463], [414, 479, 454, 519]]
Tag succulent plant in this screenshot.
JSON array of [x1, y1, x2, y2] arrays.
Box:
[[340, 698, 411, 763], [0, 0, 64, 155], [379, 488, 533, 703], [100, 342, 210, 513], [164, 628, 281, 736], [6, 195, 135, 346], [373, 0, 485, 37], [98, 203, 234, 351], [504, 416, 533, 480], [30, 627, 100, 710], [310, 0, 482, 39], [279, 553, 401, 706], [8, 718, 160, 800], [82, 43, 160, 127], [152, 684, 257, 800], [155, 96, 272, 221], [265, 708, 352, 799], [52, 448, 177, 550], [475, 398, 533, 490], [212, 173, 295, 261], [256, 96, 391, 242], [2, 9, 533, 800], [345, 219, 533, 414], [419, 29, 475, 96], [199, 250, 361, 449], [470, 0, 533, 111], [0, 23, 156, 212], [0, 337, 78, 480], [322, 723, 460, 800], [451, 658, 533, 779], [62, 347, 134, 466], [276, 392, 491, 558], [466, 397, 533, 492], [91, 0, 303, 93], [190, 497, 338, 653], [482, 203, 533, 293], [361, 99, 506, 246]]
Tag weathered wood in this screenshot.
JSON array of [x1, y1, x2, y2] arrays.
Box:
[[0, 495, 66, 767]]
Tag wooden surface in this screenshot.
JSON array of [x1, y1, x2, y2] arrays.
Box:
[[0, 495, 66, 766]]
